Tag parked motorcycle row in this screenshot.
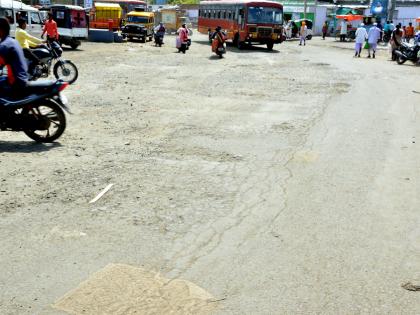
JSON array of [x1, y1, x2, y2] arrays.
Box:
[[0, 40, 77, 143]]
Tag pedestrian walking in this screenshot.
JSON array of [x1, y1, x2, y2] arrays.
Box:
[[299, 21, 307, 46], [367, 23, 381, 58], [354, 23, 367, 57], [322, 22, 328, 40], [41, 12, 59, 43], [402, 25, 406, 42], [405, 22, 414, 43], [285, 21, 292, 39], [340, 19, 348, 42]]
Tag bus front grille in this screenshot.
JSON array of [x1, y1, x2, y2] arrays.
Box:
[[258, 27, 272, 37]]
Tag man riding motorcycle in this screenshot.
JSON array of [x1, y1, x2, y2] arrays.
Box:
[[0, 17, 29, 124], [154, 22, 165, 46], [211, 26, 226, 57], [0, 17, 28, 93], [15, 18, 45, 73]]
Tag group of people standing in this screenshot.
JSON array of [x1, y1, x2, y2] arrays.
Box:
[[384, 21, 416, 43]]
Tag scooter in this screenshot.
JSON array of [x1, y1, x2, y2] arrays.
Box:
[[212, 33, 226, 58], [0, 79, 70, 143], [394, 42, 420, 65]]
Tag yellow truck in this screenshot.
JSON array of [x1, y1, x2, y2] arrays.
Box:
[[122, 11, 155, 42], [89, 2, 122, 30]]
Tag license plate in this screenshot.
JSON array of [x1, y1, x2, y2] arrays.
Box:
[[59, 93, 68, 105]]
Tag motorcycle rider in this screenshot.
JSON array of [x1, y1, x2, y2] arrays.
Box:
[[391, 24, 403, 60], [177, 23, 189, 54], [0, 17, 29, 124], [0, 18, 28, 94], [211, 26, 226, 52], [154, 22, 165, 46], [16, 18, 44, 73]]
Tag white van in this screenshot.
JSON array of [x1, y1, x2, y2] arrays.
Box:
[[0, 0, 43, 38]]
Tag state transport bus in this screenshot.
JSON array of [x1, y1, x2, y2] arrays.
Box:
[[198, 0, 284, 50]]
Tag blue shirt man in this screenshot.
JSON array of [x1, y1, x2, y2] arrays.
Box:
[[0, 18, 28, 89]]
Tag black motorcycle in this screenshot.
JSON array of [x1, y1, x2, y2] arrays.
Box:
[[394, 42, 420, 65], [29, 41, 78, 85], [0, 79, 70, 143], [154, 32, 164, 47]]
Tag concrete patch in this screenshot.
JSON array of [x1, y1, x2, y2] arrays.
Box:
[[293, 150, 319, 163], [52, 263, 216, 315]]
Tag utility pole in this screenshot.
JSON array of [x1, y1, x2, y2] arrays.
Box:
[[387, 0, 396, 21], [304, 0, 307, 19]]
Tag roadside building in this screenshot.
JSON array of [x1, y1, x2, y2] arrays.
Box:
[[282, 0, 327, 35]]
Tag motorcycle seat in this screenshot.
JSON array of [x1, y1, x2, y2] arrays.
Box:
[[26, 80, 55, 88], [25, 80, 57, 93], [0, 81, 57, 107]]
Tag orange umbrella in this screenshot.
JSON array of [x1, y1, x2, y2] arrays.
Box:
[[336, 15, 364, 21]]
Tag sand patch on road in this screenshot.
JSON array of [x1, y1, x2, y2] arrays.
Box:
[[53, 263, 216, 315]]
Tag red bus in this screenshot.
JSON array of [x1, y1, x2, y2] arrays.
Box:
[[198, 0, 284, 50]]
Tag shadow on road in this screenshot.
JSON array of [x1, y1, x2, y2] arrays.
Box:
[[0, 141, 61, 153], [193, 39, 280, 54], [208, 55, 223, 60]]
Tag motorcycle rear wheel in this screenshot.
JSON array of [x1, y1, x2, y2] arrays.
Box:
[[397, 55, 407, 65], [23, 100, 66, 143], [53, 60, 78, 84]]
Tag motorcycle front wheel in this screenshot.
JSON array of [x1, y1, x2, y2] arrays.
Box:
[[53, 60, 78, 84], [23, 99, 66, 143]]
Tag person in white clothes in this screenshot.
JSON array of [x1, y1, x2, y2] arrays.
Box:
[[340, 19, 348, 42], [299, 21, 307, 46], [367, 23, 381, 58], [354, 23, 367, 57]]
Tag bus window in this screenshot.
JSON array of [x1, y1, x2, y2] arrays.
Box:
[[238, 8, 244, 24], [247, 7, 283, 24]]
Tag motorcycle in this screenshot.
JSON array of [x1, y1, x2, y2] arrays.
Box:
[[382, 31, 391, 44], [154, 32, 164, 47], [394, 42, 420, 65], [29, 41, 78, 85], [0, 79, 70, 143]]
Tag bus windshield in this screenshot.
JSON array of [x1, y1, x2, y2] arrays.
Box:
[[247, 7, 283, 24], [127, 16, 148, 23]]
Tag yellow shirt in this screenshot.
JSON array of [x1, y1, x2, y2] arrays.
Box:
[[15, 27, 43, 49]]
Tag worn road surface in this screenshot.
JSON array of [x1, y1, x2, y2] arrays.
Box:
[[1, 34, 419, 314]]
